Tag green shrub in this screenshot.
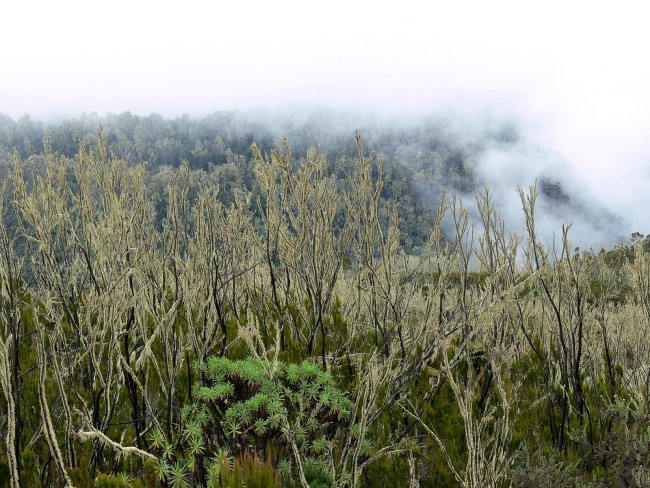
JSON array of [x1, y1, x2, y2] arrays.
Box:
[[149, 356, 351, 487], [211, 452, 281, 488]]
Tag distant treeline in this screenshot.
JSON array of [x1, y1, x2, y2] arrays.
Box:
[[0, 110, 637, 250], [0, 110, 525, 251]]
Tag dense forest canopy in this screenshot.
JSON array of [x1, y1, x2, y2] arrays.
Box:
[[0, 118, 648, 487], [0, 109, 634, 251]]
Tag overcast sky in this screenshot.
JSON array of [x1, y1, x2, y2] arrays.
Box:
[[1, 0, 649, 233]]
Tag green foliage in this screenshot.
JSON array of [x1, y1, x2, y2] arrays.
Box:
[[302, 459, 333, 488], [280, 457, 332, 488], [94, 472, 136, 488], [0, 457, 9, 488], [149, 356, 350, 487], [195, 356, 352, 450], [19, 450, 38, 487], [67, 456, 93, 488], [213, 453, 281, 488], [511, 448, 584, 488]]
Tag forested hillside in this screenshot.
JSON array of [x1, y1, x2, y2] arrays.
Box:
[[0, 128, 649, 487], [0, 110, 628, 252]]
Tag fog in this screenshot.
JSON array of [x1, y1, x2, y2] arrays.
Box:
[[1, 0, 649, 246], [225, 107, 633, 249]]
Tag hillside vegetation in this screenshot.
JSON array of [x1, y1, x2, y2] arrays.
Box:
[[1, 110, 627, 252], [0, 131, 649, 487]]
